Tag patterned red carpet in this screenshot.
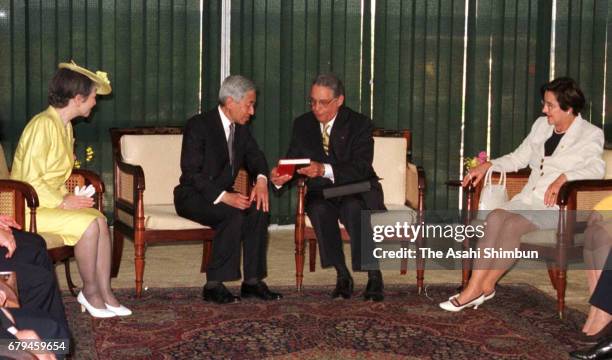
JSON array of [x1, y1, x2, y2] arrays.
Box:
[[65, 285, 588, 359]]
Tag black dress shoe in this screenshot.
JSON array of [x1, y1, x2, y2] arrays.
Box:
[[202, 283, 240, 304], [363, 275, 384, 302], [331, 276, 354, 299], [240, 281, 283, 300], [570, 336, 612, 360]]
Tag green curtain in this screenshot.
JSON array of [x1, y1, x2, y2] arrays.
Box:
[[0, 0, 201, 211], [553, 0, 612, 138], [465, 0, 550, 158], [229, 0, 369, 224], [373, 0, 467, 210], [2, 0, 612, 221]]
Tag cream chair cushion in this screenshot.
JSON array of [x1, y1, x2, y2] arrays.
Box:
[[604, 149, 612, 179], [144, 205, 209, 230], [120, 134, 183, 205], [521, 230, 585, 247], [40, 233, 66, 249], [373, 137, 407, 206], [304, 202, 417, 228]]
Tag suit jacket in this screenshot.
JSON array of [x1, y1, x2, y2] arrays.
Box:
[[175, 108, 269, 203], [490, 115, 605, 209], [284, 106, 385, 210]]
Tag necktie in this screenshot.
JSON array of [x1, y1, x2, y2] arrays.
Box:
[[228, 123, 235, 169], [322, 123, 330, 155]]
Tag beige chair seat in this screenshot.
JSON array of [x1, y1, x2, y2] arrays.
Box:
[[144, 205, 210, 230], [39, 233, 66, 250], [470, 218, 585, 247], [304, 204, 417, 229], [520, 230, 585, 247]]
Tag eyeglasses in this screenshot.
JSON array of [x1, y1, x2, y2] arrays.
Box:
[[308, 97, 337, 107], [540, 100, 557, 110]]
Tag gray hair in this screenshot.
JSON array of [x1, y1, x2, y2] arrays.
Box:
[[312, 73, 345, 98], [218, 75, 256, 105]]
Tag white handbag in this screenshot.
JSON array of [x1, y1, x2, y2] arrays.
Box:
[[478, 167, 508, 213]]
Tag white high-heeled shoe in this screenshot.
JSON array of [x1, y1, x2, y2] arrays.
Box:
[[105, 303, 132, 316], [439, 293, 485, 312], [77, 292, 116, 318], [484, 290, 496, 301]]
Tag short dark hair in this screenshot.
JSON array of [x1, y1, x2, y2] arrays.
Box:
[[540, 77, 585, 115], [48, 68, 95, 108], [312, 73, 345, 98]]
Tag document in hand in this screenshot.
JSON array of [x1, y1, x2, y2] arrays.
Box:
[[277, 158, 310, 177]]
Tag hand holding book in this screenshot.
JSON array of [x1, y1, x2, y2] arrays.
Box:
[[271, 158, 310, 186]]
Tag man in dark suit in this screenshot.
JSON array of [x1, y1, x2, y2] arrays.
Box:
[[0, 216, 71, 358], [271, 73, 385, 301], [174, 75, 282, 304]]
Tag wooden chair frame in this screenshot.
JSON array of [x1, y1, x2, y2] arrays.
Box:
[[0, 169, 105, 297], [451, 171, 612, 318], [294, 129, 427, 292], [110, 127, 251, 297]]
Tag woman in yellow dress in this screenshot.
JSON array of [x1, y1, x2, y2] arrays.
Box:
[[11, 61, 131, 318]]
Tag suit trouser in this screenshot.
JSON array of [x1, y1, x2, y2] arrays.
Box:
[[306, 193, 377, 272], [0, 231, 69, 337], [590, 249, 612, 315], [175, 191, 269, 282]]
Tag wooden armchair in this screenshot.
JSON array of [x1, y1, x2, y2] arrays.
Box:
[[110, 127, 250, 297], [294, 129, 427, 292], [0, 169, 105, 297], [454, 151, 612, 318]]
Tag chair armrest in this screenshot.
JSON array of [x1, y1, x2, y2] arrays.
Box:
[[558, 179, 612, 210], [115, 160, 145, 207], [113, 160, 146, 229], [0, 180, 39, 231], [0, 180, 39, 209], [405, 164, 426, 211], [68, 169, 105, 212]]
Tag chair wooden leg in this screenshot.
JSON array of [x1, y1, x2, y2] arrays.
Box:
[[201, 240, 212, 273], [134, 233, 145, 297], [415, 240, 425, 295], [461, 238, 471, 288], [295, 232, 305, 292], [308, 238, 316, 272], [557, 270, 567, 319], [546, 262, 559, 290], [400, 242, 408, 275], [64, 260, 78, 297], [111, 227, 124, 278]]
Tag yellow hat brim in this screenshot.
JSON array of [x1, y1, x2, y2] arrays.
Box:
[[58, 61, 112, 95]]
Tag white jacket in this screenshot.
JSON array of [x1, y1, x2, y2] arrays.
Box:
[[490, 115, 605, 210]]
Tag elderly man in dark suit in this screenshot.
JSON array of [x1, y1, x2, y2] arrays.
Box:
[[271, 73, 385, 301], [174, 75, 282, 304]]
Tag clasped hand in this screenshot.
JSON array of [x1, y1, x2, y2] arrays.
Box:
[[61, 194, 94, 210], [221, 177, 269, 212]]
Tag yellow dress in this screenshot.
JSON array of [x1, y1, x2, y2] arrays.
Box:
[[594, 196, 612, 220], [10, 106, 103, 245]]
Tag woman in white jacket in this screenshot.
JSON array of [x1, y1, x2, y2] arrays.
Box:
[[440, 77, 605, 312]]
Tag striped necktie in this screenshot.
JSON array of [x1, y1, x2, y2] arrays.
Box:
[[322, 123, 331, 155]]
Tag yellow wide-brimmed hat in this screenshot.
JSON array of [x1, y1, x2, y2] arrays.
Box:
[[58, 60, 112, 95]]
